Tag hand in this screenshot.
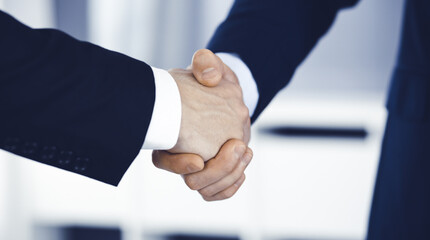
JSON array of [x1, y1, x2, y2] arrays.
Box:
[[153, 139, 253, 201], [168, 49, 251, 161], [152, 49, 253, 201]]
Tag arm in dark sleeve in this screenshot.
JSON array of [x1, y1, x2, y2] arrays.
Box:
[[0, 10, 155, 185], [208, 0, 359, 122]]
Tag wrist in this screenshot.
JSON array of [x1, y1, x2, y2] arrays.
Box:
[[216, 53, 259, 117], [142, 67, 181, 150]]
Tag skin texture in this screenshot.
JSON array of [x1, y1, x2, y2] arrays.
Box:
[[152, 49, 252, 201], [168, 51, 250, 161], [153, 139, 253, 201], [191, 49, 224, 87]]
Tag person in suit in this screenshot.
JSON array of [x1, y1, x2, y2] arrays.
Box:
[[0, 10, 252, 186], [156, 0, 430, 238]]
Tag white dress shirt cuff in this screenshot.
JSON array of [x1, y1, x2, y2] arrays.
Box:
[[142, 67, 181, 150], [216, 53, 259, 117]]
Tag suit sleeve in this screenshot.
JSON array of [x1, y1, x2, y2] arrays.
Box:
[[0, 10, 155, 185], [208, 0, 359, 122]]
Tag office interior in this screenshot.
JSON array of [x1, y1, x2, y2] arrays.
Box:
[[0, 0, 404, 239]]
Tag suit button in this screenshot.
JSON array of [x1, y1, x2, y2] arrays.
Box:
[[22, 142, 38, 155], [58, 150, 73, 165], [41, 146, 57, 161], [74, 157, 89, 172]]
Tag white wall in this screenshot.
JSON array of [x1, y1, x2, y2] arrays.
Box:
[[0, 152, 7, 240], [87, 0, 404, 96], [1, 0, 54, 28], [87, 0, 233, 70]]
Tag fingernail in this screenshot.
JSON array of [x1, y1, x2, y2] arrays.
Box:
[[202, 67, 216, 80], [235, 145, 246, 159]]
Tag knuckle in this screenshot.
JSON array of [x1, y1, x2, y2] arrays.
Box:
[[247, 148, 254, 158], [202, 195, 214, 202], [198, 188, 214, 198], [221, 158, 237, 174], [245, 152, 253, 165], [233, 104, 248, 123], [220, 190, 234, 200], [184, 176, 200, 190]]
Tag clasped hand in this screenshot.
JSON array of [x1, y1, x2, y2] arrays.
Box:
[[152, 49, 253, 201]]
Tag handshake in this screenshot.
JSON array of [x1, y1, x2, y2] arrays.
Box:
[[152, 49, 253, 201]]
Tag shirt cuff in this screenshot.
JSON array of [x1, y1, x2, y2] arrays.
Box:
[[216, 52, 259, 117], [142, 67, 181, 150]]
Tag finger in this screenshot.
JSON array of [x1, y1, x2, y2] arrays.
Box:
[[152, 150, 204, 175], [203, 174, 246, 201], [198, 147, 253, 197], [191, 49, 224, 87], [183, 139, 246, 190]]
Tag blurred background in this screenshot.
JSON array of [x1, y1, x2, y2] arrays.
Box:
[[0, 0, 404, 239]]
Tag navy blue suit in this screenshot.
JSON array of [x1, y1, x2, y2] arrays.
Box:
[[0, 11, 155, 185], [209, 0, 430, 239]]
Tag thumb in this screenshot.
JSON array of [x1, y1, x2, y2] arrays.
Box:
[[152, 150, 204, 175], [191, 49, 224, 87]]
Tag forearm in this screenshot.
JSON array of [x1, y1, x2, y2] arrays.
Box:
[[0, 10, 156, 185]]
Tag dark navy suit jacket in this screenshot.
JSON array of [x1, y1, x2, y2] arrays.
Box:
[[209, 0, 430, 239], [0, 11, 155, 185]]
